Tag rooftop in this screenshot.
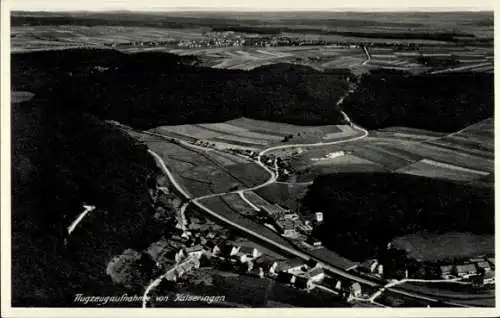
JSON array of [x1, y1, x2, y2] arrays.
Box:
[[303, 267, 324, 279], [276, 257, 304, 272], [476, 261, 491, 268], [185, 244, 204, 253], [456, 264, 477, 273], [254, 254, 280, 267], [239, 246, 258, 255]]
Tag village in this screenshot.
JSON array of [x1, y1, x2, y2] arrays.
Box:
[[356, 246, 495, 290], [142, 218, 371, 307]]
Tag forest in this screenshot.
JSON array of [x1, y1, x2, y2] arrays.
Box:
[[341, 69, 494, 132], [11, 97, 164, 306], [302, 173, 494, 262], [11, 49, 350, 129]]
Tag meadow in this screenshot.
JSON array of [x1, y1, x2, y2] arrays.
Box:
[[12, 11, 493, 73], [391, 232, 494, 262], [283, 118, 493, 185], [131, 132, 269, 197], [154, 118, 354, 149]]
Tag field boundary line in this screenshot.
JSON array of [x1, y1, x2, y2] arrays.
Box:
[[238, 191, 261, 212]]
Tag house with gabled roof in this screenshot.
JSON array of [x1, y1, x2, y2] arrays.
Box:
[[220, 242, 240, 258], [231, 251, 248, 263], [254, 255, 280, 275], [439, 265, 454, 279], [476, 261, 492, 274], [302, 267, 325, 283], [276, 257, 305, 274], [238, 246, 261, 260], [454, 264, 478, 278], [185, 244, 205, 259]]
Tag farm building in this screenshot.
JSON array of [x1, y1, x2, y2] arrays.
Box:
[[185, 245, 205, 258], [231, 252, 248, 263], [439, 265, 454, 279], [472, 270, 495, 287], [254, 255, 280, 275], [315, 212, 324, 223], [296, 223, 313, 235], [238, 246, 262, 260], [306, 259, 318, 268], [205, 237, 225, 255], [220, 242, 240, 257], [454, 264, 478, 278], [260, 204, 289, 219], [350, 283, 363, 298], [275, 218, 298, 237], [484, 271, 495, 285], [302, 267, 325, 283], [487, 257, 495, 268], [306, 236, 322, 247], [248, 266, 266, 279], [162, 248, 186, 264], [476, 261, 492, 273], [359, 259, 378, 273], [276, 257, 305, 273], [376, 264, 384, 276], [283, 212, 300, 220]]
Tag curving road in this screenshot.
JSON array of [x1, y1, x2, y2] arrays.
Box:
[[141, 121, 470, 307]]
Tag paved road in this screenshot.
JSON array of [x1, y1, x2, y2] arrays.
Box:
[[132, 120, 472, 307]]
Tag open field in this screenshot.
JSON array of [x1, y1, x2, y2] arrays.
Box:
[[253, 183, 310, 212], [369, 127, 446, 141], [399, 282, 495, 307], [282, 118, 493, 184], [424, 118, 494, 156], [388, 141, 493, 173], [286, 153, 387, 183], [220, 193, 259, 217], [154, 118, 354, 149], [244, 191, 277, 210], [391, 232, 494, 262], [12, 11, 492, 74], [127, 131, 269, 197], [396, 159, 489, 182], [11, 25, 205, 53]]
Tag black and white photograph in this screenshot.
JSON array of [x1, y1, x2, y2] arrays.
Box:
[[1, 0, 497, 315]]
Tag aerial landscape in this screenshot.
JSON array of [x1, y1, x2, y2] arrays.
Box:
[[7, 4, 495, 311]]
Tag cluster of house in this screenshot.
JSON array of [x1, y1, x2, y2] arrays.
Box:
[[358, 259, 386, 277], [177, 38, 246, 49], [440, 256, 495, 286], [145, 227, 330, 289], [359, 255, 495, 287], [258, 204, 322, 245], [221, 243, 331, 291], [174, 33, 364, 49], [145, 230, 225, 273]]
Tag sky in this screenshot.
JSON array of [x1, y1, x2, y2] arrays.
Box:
[[9, 0, 494, 11]]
